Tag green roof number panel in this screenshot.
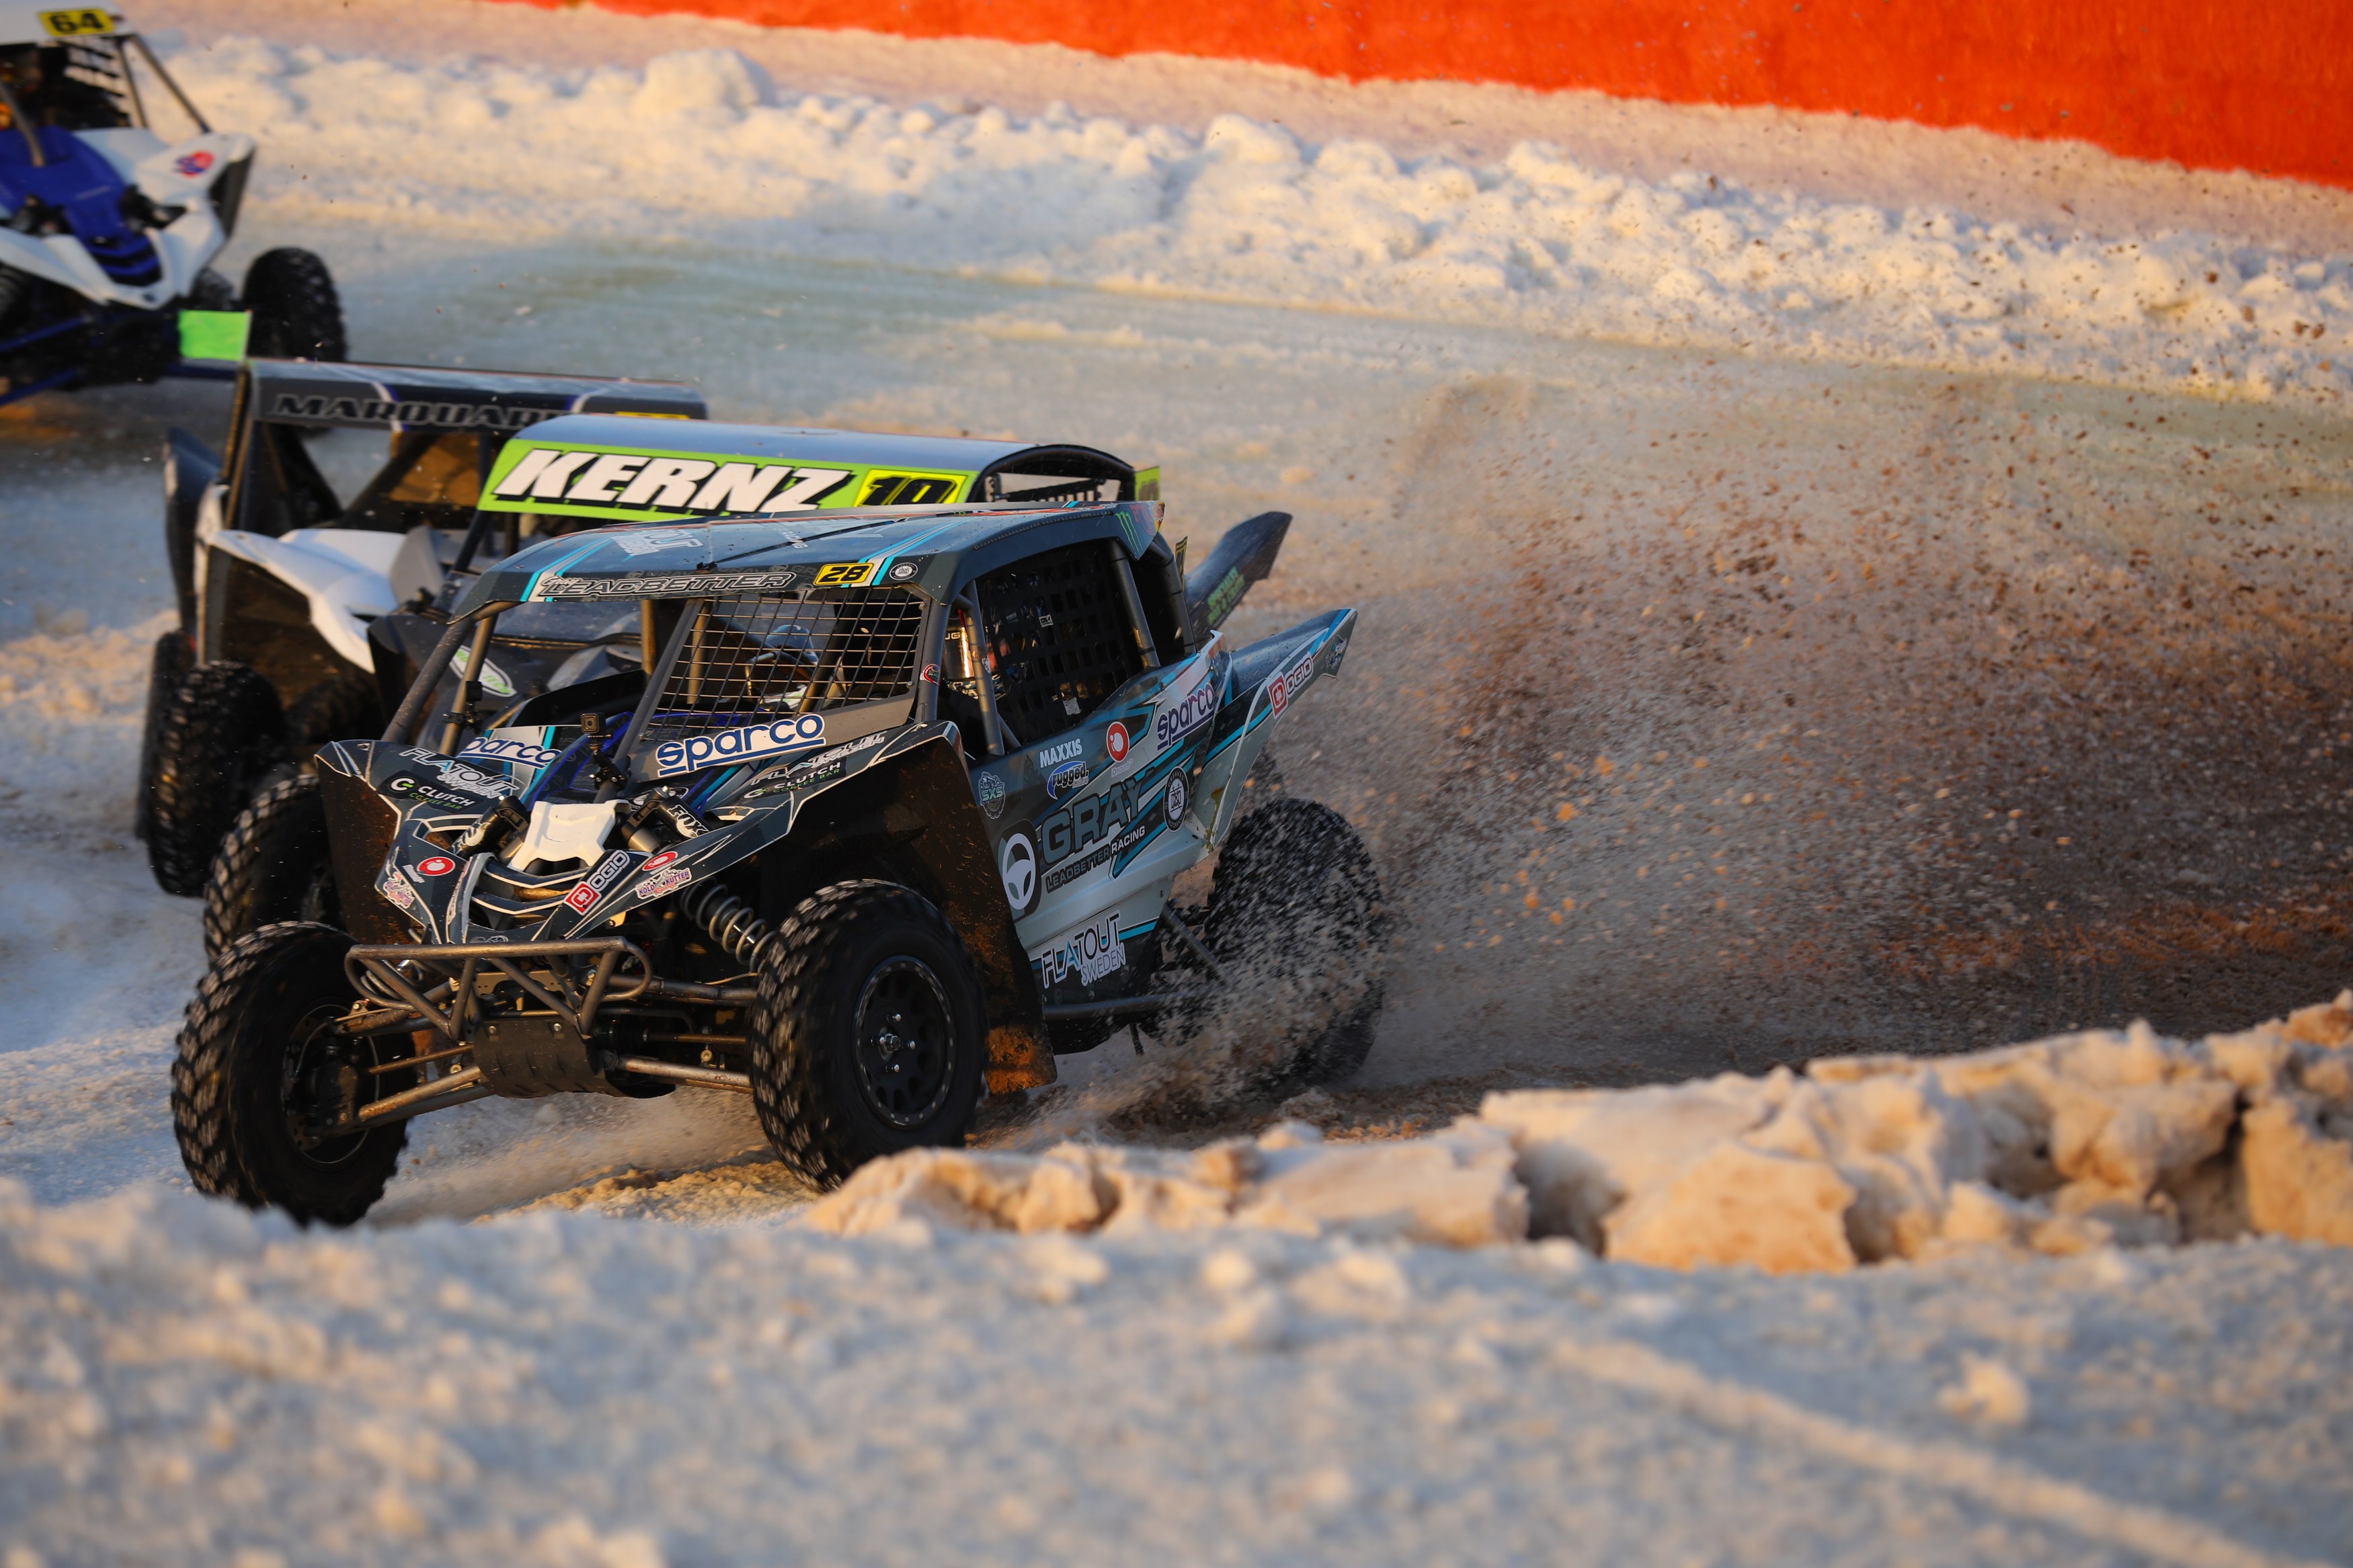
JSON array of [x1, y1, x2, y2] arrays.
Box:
[[474, 416, 1112, 524]]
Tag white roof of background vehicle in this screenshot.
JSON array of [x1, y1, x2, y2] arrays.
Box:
[[0, 6, 130, 46]]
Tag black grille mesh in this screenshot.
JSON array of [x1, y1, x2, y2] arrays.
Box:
[[643, 589, 924, 744], [976, 542, 1144, 737]]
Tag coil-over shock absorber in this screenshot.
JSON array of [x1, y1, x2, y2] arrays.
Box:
[[680, 880, 778, 969]]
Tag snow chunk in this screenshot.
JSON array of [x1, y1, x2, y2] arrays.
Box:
[[1605, 1142, 1858, 1274], [1480, 1073, 1781, 1247], [805, 1123, 1525, 1247], [2241, 1099, 2353, 1245], [635, 49, 770, 118]]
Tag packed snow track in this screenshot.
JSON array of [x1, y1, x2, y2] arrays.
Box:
[[1, 3, 2351, 1563]]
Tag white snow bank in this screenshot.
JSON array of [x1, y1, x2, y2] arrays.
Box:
[[0, 612, 163, 832], [6, 1165, 2352, 1564], [820, 996, 2353, 1271], [157, 37, 2353, 405]]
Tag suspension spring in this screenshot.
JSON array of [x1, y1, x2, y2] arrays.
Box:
[[680, 880, 775, 968]]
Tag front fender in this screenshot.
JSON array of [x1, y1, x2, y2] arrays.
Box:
[[748, 733, 1055, 1094], [206, 526, 407, 669]]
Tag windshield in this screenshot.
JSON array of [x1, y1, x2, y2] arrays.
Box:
[[493, 600, 642, 647], [631, 588, 926, 778], [0, 40, 129, 131]]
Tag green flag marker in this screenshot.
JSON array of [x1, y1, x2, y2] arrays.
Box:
[[179, 311, 252, 362]]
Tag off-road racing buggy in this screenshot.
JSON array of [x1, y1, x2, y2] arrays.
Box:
[[171, 482, 1369, 1224], [192, 413, 1211, 960], [0, 7, 340, 405], [142, 360, 709, 898]]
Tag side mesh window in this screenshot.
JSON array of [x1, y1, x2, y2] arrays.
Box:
[[975, 542, 1145, 741]]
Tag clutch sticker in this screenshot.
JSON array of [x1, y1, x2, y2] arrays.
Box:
[[1105, 721, 1129, 764], [417, 856, 458, 876]]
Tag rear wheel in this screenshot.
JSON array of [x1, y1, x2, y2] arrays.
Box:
[[147, 660, 285, 896], [748, 880, 987, 1187], [170, 921, 409, 1225], [135, 629, 193, 841], [242, 249, 346, 362], [203, 775, 339, 961], [1199, 798, 1386, 1093]]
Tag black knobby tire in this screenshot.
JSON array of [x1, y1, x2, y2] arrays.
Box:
[[135, 629, 194, 841], [147, 660, 286, 896], [171, 921, 409, 1225], [242, 249, 346, 362], [203, 775, 340, 961], [1201, 797, 1386, 1091], [747, 880, 988, 1188], [282, 668, 383, 755]]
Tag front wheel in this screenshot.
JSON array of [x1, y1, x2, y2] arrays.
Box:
[[203, 774, 339, 960], [170, 921, 409, 1225], [242, 248, 346, 362], [747, 880, 988, 1188]]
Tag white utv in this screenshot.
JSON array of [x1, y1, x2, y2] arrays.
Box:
[[142, 360, 710, 895]]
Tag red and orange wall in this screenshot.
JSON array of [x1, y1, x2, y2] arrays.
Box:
[[506, 1, 2349, 189]]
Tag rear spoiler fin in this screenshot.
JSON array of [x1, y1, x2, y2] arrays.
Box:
[[1183, 511, 1289, 647]]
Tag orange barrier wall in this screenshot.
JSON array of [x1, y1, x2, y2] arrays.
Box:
[[523, 0, 2350, 190]]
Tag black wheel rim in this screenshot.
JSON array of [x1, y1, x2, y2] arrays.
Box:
[[852, 956, 956, 1129], [276, 999, 380, 1167]]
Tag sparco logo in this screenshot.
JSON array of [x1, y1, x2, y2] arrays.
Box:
[[270, 394, 561, 429], [1154, 675, 1215, 750], [491, 448, 854, 515], [651, 714, 826, 778]]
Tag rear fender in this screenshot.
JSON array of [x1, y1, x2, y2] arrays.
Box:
[[1194, 608, 1358, 846], [204, 527, 405, 670]]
